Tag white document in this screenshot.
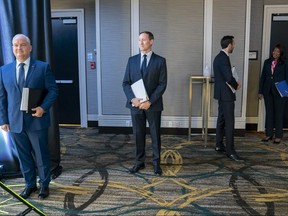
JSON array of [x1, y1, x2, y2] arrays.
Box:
[[231, 66, 239, 81], [20, 88, 29, 112], [226, 66, 239, 93], [131, 79, 149, 103]]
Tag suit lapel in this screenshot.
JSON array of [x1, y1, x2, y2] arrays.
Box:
[[147, 52, 154, 69], [25, 59, 36, 85], [11, 61, 19, 88]]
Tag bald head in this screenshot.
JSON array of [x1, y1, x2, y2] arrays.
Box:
[[12, 34, 32, 62]]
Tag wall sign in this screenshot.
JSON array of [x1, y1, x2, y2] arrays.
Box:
[[249, 51, 258, 60]]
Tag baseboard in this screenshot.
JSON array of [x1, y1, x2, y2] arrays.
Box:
[[98, 126, 246, 136]]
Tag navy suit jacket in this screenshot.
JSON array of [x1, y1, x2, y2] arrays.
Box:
[[213, 51, 238, 101], [0, 59, 58, 133], [123, 52, 167, 113], [259, 58, 288, 96]]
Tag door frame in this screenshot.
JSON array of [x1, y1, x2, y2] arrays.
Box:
[[258, 5, 288, 132], [51, 9, 87, 128]]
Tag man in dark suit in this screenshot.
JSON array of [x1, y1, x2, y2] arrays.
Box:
[[0, 34, 58, 199], [123, 31, 167, 175], [213, 35, 243, 162]]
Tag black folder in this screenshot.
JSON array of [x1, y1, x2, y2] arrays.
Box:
[[275, 80, 288, 97], [20, 88, 48, 113]]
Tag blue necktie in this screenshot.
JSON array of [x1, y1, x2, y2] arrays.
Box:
[[141, 54, 147, 77], [18, 63, 25, 91]]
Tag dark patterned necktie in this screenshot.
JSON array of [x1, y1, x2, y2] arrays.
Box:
[[18, 63, 25, 91], [141, 54, 147, 77]]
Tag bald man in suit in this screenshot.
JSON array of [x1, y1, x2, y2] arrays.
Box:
[[123, 31, 167, 175], [0, 34, 58, 199]]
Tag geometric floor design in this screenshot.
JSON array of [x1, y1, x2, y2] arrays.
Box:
[[1, 127, 288, 215]]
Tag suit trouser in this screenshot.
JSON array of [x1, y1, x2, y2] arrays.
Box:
[[264, 93, 286, 138], [131, 110, 161, 166], [10, 127, 50, 188], [216, 100, 235, 155]]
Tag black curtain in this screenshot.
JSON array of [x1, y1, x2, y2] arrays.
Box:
[[0, 0, 61, 177]]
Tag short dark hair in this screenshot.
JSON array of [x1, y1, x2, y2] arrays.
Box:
[[220, 35, 234, 49], [139, 31, 154, 40]]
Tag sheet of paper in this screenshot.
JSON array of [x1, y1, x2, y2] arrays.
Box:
[[131, 79, 148, 103]]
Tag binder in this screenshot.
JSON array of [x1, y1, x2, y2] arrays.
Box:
[[226, 66, 239, 93], [20, 88, 48, 113], [275, 80, 288, 97]]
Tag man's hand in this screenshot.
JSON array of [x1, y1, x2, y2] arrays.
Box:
[[1, 124, 10, 132], [258, 94, 263, 100], [139, 100, 151, 110], [131, 98, 143, 107], [237, 81, 241, 90], [31, 106, 45, 117]]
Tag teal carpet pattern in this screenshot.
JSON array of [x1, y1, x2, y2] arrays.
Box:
[[1, 127, 288, 215]]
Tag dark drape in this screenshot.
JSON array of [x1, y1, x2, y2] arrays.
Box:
[[0, 0, 61, 177]]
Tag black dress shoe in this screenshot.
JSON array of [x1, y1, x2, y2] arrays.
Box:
[[20, 186, 38, 199], [38, 187, 49, 199], [215, 146, 226, 153], [153, 165, 162, 175], [128, 164, 145, 174], [227, 154, 244, 162], [261, 136, 273, 142]]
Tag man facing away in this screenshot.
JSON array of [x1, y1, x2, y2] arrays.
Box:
[[213, 35, 244, 162], [122, 31, 167, 175], [0, 34, 58, 199]]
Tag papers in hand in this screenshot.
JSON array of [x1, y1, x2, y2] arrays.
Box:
[[226, 66, 239, 93], [131, 79, 149, 103], [20, 88, 47, 113], [231, 66, 239, 81], [275, 80, 288, 97]]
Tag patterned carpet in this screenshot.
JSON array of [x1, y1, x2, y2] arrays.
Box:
[[1, 127, 288, 215]]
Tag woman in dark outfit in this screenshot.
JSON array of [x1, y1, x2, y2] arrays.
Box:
[[258, 44, 288, 144]]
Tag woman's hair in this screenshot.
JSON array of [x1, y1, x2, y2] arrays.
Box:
[[269, 44, 286, 63]]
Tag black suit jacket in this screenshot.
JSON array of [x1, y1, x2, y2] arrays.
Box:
[[213, 51, 238, 101], [123, 52, 167, 113], [259, 58, 288, 96]]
